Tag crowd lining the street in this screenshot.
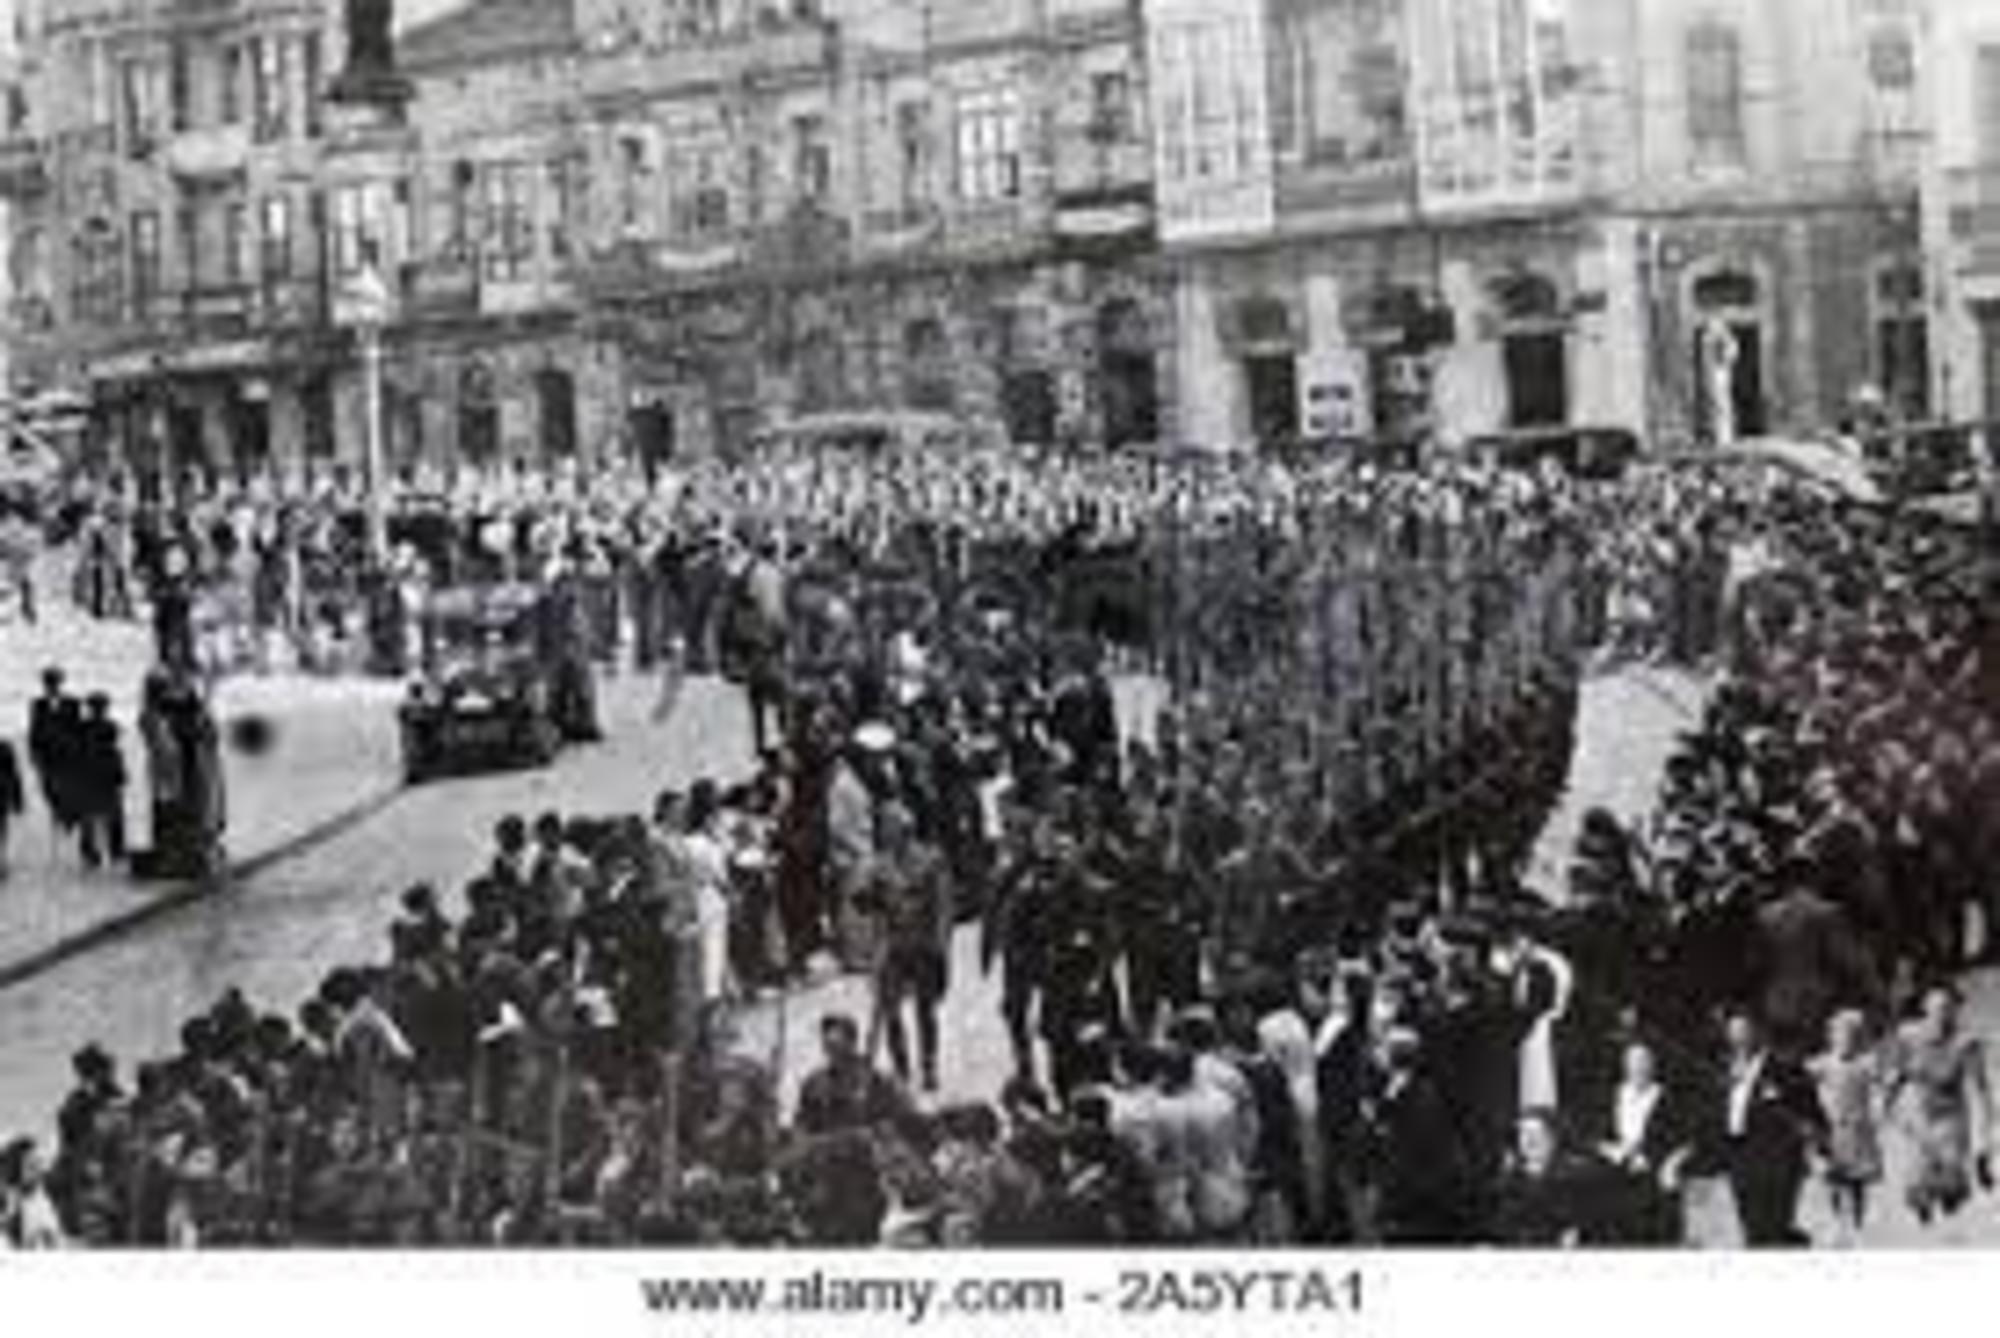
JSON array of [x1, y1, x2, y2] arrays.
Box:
[[0, 446, 1995, 1248]]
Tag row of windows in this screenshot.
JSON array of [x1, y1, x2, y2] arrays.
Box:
[[76, 29, 328, 157], [1685, 18, 1914, 165], [69, 195, 301, 324]]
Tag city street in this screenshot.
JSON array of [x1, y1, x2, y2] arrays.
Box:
[[12, 649, 1986, 1246], [0, 669, 758, 1142]]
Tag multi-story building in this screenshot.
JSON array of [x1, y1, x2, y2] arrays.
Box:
[[0, 0, 1166, 476], [1151, 0, 1930, 452], [1922, 0, 2000, 423], [307, 0, 1168, 472], [0, 0, 347, 479], [0, 0, 1946, 474], [1611, 0, 1928, 445]]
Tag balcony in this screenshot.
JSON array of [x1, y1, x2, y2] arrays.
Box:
[[0, 134, 49, 199], [164, 124, 251, 184]]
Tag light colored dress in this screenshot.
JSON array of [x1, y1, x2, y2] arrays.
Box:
[[1892, 1024, 1985, 1213], [1809, 1050, 1882, 1184]]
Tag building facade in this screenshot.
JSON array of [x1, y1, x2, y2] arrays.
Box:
[[1149, 0, 1930, 453], [0, 0, 349, 479], [1922, 0, 2000, 424], [0, 0, 1947, 475]]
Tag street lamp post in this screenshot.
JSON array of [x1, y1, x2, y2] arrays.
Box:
[[336, 253, 394, 564]]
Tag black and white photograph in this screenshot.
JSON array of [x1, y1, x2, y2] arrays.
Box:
[[0, 0, 1997, 1280]]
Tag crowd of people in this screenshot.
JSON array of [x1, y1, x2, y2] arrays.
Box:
[[1, 441, 1995, 1249]]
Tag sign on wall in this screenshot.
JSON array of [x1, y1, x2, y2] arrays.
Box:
[[1299, 349, 1372, 439]]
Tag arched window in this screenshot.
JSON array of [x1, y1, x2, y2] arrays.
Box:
[[1492, 270, 1563, 324], [1686, 20, 1746, 163]]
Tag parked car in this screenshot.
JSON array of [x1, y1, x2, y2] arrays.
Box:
[[399, 584, 563, 784]]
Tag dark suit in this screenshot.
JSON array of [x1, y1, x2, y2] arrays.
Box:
[[28, 690, 82, 830], [1719, 1051, 1827, 1247], [77, 714, 128, 866], [1595, 1081, 1692, 1244]]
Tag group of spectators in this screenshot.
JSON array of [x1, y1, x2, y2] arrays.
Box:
[[2, 445, 1995, 1249]]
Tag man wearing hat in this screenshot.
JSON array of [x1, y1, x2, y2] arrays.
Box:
[[27, 666, 82, 853]]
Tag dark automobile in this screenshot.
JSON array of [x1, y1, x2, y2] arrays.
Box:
[[399, 584, 563, 784]]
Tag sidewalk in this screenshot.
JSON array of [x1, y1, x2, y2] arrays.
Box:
[[0, 555, 407, 988]]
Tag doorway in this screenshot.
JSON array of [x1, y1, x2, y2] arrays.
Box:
[[1503, 331, 1569, 428], [169, 404, 205, 479], [1244, 352, 1300, 449], [1692, 321, 1768, 440], [536, 368, 578, 462], [229, 398, 271, 481], [630, 401, 676, 478], [1690, 268, 1770, 441]]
